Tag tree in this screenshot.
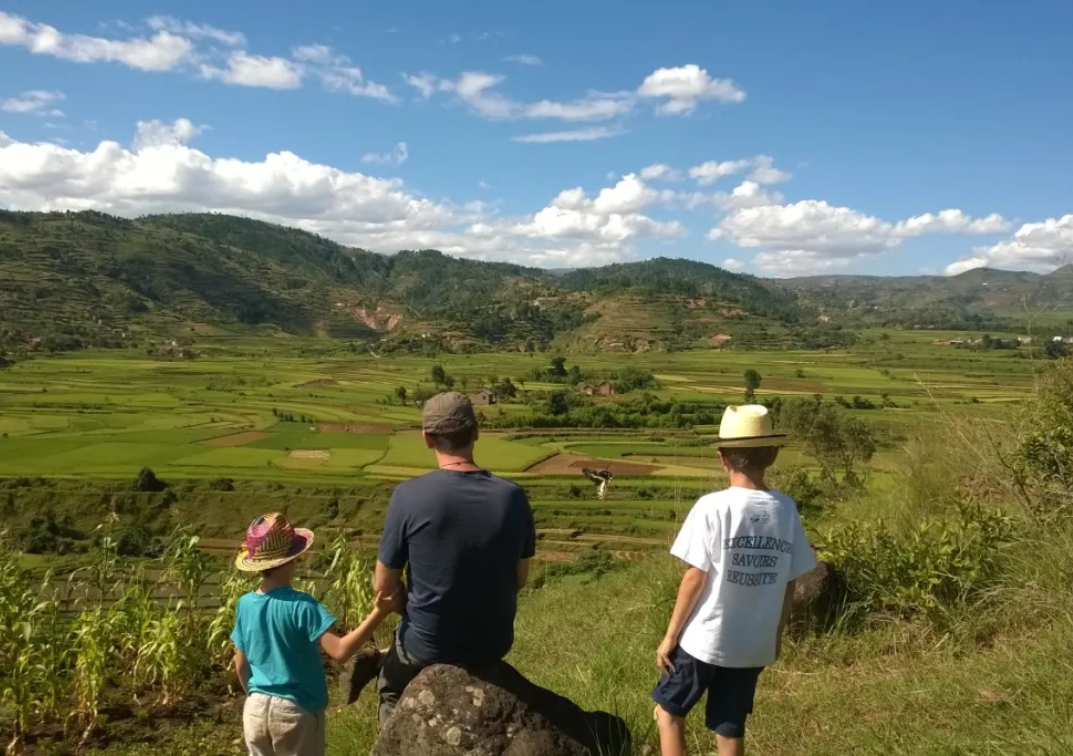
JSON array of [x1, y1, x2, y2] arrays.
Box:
[[568, 365, 583, 385], [547, 390, 570, 416], [550, 356, 568, 378], [780, 398, 877, 486], [132, 466, 166, 493], [743, 369, 762, 401], [430, 364, 447, 386], [395, 386, 408, 404]]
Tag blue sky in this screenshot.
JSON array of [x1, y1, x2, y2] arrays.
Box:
[[0, 0, 1070, 276]]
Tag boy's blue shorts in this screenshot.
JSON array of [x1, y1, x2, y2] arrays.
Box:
[[652, 646, 763, 739]]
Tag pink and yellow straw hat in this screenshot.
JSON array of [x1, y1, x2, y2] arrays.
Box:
[[235, 513, 315, 572]]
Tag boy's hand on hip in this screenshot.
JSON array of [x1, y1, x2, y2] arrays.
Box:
[[656, 637, 677, 674]]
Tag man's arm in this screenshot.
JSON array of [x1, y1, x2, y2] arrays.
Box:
[[375, 560, 404, 599], [234, 649, 251, 694], [656, 566, 708, 673], [775, 579, 797, 659], [516, 559, 530, 591]]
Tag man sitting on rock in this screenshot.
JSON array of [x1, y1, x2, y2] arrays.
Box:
[[358, 391, 537, 727]]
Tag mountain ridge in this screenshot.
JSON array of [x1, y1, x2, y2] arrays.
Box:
[[1, 210, 1068, 354]]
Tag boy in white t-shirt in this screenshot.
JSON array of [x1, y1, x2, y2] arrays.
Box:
[[652, 405, 816, 756]]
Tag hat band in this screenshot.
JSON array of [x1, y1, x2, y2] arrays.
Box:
[[719, 433, 786, 441]]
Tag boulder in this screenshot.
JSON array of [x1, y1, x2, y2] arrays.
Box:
[[788, 557, 844, 636], [373, 662, 630, 756]]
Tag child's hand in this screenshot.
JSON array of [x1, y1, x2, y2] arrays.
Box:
[[375, 589, 404, 615], [656, 637, 677, 674]]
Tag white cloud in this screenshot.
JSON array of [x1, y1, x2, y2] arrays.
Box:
[[0, 12, 391, 100], [722, 258, 746, 271], [714, 180, 784, 210], [146, 16, 245, 47], [199, 51, 304, 89], [504, 54, 542, 66], [944, 215, 1073, 275], [895, 209, 1010, 236], [0, 11, 193, 71], [748, 155, 792, 185], [711, 199, 1013, 276], [361, 142, 409, 165], [0, 119, 672, 268], [1, 90, 65, 116], [689, 159, 751, 186], [403, 63, 743, 123], [640, 164, 683, 182], [689, 155, 791, 187], [132, 117, 203, 150], [636, 64, 746, 115], [512, 127, 622, 143]]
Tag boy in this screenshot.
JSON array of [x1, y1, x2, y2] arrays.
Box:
[[652, 405, 816, 756], [232, 513, 397, 756]]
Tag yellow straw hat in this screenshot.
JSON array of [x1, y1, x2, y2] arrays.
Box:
[[716, 405, 787, 449], [235, 513, 315, 572]]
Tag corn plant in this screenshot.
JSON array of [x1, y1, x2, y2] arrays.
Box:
[[207, 570, 254, 672], [136, 605, 190, 705], [69, 606, 115, 743], [323, 536, 374, 630]]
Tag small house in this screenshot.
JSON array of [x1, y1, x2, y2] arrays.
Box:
[[471, 389, 496, 406], [581, 384, 595, 396], [595, 381, 616, 397]]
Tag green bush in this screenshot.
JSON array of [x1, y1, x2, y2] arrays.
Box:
[[821, 501, 1016, 627]]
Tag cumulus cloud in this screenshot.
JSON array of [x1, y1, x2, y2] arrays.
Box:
[[0, 120, 672, 268], [713, 180, 784, 210], [403, 63, 744, 123], [512, 127, 622, 143], [132, 117, 204, 150], [636, 64, 746, 115], [944, 215, 1073, 275], [504, 54, 542, 66], [1, 90, 65, 116], [710, 200, 1012, 276], [361, 142, 409, 165], [640, 164, 683, 182], [0, 12, 391, 99], [199, 51, 303, 89], [748, 155, 792, 185], [722, 258, 746, 271], [0, 11, 193, 71], [689, 159, 752, 186]]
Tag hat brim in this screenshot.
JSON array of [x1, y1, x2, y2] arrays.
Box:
[[716, 434, 788, 449], [234, 529, 315, 572]]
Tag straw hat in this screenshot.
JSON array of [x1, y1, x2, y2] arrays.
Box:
[[235, 513, 314, 572], [716, 405, 787, 448]]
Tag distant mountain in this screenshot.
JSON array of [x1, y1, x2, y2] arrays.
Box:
[[0, 210, 1066, 355]]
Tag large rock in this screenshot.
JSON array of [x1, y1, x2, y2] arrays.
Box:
[[788, 556, 844, 636], [373, 662, 631, 756]]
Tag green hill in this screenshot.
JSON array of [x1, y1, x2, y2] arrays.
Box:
[[1, 210, 1068, 355]]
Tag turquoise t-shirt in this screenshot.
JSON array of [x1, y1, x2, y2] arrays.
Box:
[[231, 587, 336, 712]]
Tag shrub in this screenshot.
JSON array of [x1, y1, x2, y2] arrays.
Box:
[[821, 501, 1016, 627]]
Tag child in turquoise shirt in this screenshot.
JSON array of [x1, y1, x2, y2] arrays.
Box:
[[231, 513, 396, 756]]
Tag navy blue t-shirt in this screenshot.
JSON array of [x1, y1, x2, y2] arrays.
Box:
[[378, 469, 536, 664]]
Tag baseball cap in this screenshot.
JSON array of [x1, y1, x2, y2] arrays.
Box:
[[422, 392, 478, 435]]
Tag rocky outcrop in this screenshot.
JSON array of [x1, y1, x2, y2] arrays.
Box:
[[788, 556, 844, 636], [373, 662, 630, 756]]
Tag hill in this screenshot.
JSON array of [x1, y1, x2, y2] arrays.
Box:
[[1, 210, 1068, 355], [785, 267, 1073, 330]]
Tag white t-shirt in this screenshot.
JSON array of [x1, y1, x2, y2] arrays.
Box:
[[671, 487, 816, 668]]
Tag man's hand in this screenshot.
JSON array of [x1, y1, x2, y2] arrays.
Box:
[[656, 636, 677, 675]]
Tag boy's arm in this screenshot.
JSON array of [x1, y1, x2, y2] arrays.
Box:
[[656, 566, 708, 673], [318, 592, 394, 662], [234, 649, 251, 695], [775, 579, 797, 660]]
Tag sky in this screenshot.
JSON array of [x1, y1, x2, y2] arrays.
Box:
[[0, 1, 1071, 278]]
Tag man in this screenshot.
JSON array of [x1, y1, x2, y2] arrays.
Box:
[[372, 391, 536, 726]]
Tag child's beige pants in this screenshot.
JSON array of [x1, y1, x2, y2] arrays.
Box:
[[243, 693, 326, 756]]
